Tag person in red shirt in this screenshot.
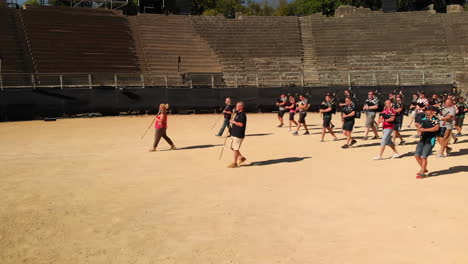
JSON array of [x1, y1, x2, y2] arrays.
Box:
[[373, 100, 400, 160], [149, 104, 176, 152]]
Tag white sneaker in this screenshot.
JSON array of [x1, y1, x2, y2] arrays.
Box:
[[372, 156, 383, 160], [436, 154, 444, 158], [391, 153, 401, 159]]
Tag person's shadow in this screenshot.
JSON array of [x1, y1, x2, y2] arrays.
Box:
[[246, 133, 273, 137], [448, 148, 468, 157], [428, 166, 468, 177], [160, 144, 222, 151], [243, 157, 311, 167]]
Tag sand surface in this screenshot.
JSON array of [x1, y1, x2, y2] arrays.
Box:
[[1, 113, 468, 264]]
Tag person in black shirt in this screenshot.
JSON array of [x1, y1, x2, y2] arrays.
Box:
[[339, 89, 352, 132], [363, 91, 380, 140], [430, 94, 441, 109], [341, 97, 357, 148], [392, 94, 405, 145], [216, 97, 235, 137], [319, 94, 338, 142], [227, 102, 247, 168], [276, 93, 288, 127], [292, 95, 310, 135]]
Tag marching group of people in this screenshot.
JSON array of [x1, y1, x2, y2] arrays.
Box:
[[148, 89, 467, 177], [273, 89, 467, 178]]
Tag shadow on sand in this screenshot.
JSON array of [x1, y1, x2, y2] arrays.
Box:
[[160, 144, 222, 151], [246, 133, 273, 137], [427, 166, 468, 177], [243, 157, 311, 167]]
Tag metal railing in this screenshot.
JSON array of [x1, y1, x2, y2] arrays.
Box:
[[0, 70, 455, 90]]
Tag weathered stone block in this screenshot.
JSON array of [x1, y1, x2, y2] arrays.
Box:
[[335, 5, 372, 18], [447, 4, 464, 13]]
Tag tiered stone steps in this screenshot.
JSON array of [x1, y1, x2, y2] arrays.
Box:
[[190, 16, 303, 87]]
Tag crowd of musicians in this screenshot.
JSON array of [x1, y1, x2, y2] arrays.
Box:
[[271, 89, 467, 177], [149, 89, 467, 176]]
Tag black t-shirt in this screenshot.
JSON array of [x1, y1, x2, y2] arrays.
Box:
[[223, 104, 235, 119], [430, 99, 440, 106], [364, 98, 379, 112], [321, 101, 334, 117], [342, 104, 356, 121], [419, 115, 439, 140], [231, 111, 247, 138], [394, 101, 403, 117]]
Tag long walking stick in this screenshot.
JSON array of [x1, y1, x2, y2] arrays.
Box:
[[219, 112, 235, 160], [218, 131, 230, 160], [211, 114, 222, 130], [141, 117, 156, 139]]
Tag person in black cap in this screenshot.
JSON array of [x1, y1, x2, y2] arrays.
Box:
[[414, 105, 440, 178]]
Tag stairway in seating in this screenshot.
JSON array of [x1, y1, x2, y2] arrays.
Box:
[[130, 14, 223, 86], [299, 16, 320, 86], [0, 7, 35, 87]]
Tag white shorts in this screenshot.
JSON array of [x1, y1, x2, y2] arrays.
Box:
[[230, 136, 244, 151]]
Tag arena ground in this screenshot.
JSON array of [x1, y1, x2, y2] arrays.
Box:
[[1, 113, 468, 264]]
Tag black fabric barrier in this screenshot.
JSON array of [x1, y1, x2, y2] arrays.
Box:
[[0, 84, 453, 121]]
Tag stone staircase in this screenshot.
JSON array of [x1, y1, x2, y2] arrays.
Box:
[[299, 16, 320, 86], [129, 14, 223, 86]]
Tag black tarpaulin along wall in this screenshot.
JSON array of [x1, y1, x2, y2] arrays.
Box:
[[0, 84, 453, 121]]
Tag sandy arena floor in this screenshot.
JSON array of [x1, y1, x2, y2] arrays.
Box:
[[1, 113, 468, 264]]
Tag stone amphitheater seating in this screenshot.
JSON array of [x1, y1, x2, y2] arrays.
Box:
[[302, 12, 453, 86], [2, 5, 468, 89], [129, 14, 223, 86], [190, 15, 303, 87], [0, 7, 34, 87], [20, 6, 140, 74]]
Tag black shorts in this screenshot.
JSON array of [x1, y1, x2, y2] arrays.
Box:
[[278, 110, 286, 118], [323, 115, 332, 128], [298, 112, 307, 123], [343, 119, 355, 131], [394, 116, 403, 132], [289, 112, 295, 121], [455, 116, 464, 127]]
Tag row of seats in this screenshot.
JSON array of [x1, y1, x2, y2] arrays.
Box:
[[302, 12, 454, 85], [20, 5, 140, 74], [190, 16, 303, 87], [1, 6, 467, 88]]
